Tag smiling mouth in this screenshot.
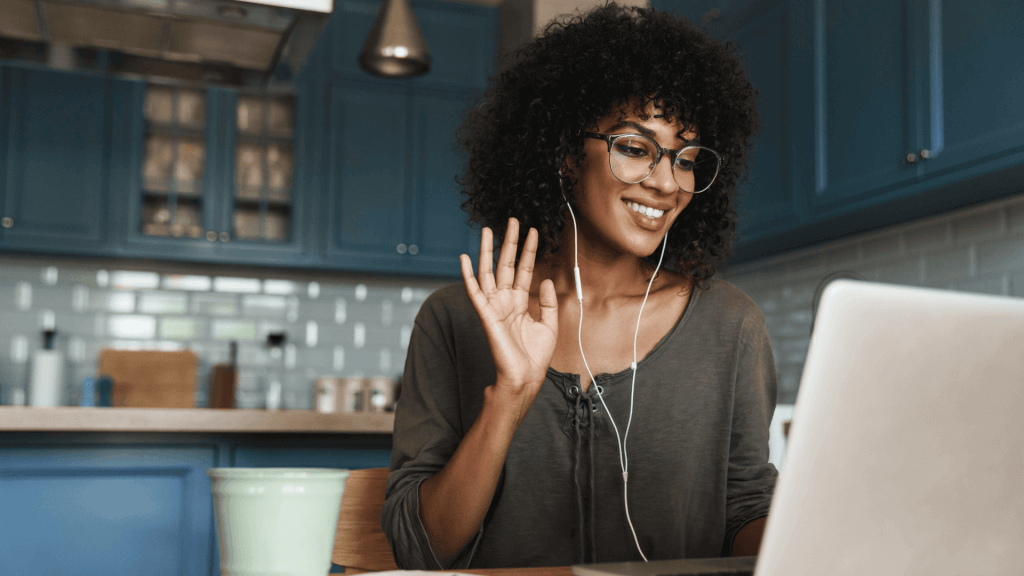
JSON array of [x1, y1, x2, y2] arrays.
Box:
[[624, 200, 666, 219]]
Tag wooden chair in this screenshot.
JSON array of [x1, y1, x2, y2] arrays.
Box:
[[332, 467, 400, 574]]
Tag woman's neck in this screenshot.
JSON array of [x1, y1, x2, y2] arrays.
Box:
[[534, 228, 667, 305]]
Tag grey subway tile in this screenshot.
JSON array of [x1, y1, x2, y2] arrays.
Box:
[[159, 317, 207, 340], [92, 291, 136, 313], [1010, 271, 1024, 298], [873, 257, 924, 286], [191, 293, 239, 316], [241, 294, 288, 318], [139, 291, 188, 314], [975, 236, 1024, 276], [859, 231, 902, 263], [956, 275, 1009, 296], [903, 220, 951, 253], [110, 271, 160, 290], [162, 275, 212, 291], [952, 207, 1006, 246], [924, 247, 973, 284], [213, 277, 261, 293], [1008, 201, 1024, 235], [107, 315, 157, 339], [211, 319, 257, 341]]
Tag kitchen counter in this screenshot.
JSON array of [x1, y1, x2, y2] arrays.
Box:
[[0, 406, 394, 433]]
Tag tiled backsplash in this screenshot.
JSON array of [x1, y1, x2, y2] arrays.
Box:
[[0, 260, 450, 408], [725, 191, 1024, 404], [3, 191, 1022, 410]]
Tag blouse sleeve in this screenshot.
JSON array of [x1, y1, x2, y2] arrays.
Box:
[[380, 290, 483, 570], [722, 307, 779, 555]]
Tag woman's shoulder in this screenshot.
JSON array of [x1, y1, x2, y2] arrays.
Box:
[[693, 276, 766, 323], [415, 283, 483, 335]]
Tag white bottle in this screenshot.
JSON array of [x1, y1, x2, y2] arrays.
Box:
[[29, 329, 65, 407]]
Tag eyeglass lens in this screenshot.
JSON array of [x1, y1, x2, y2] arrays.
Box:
[[608, 135, 720, 193]]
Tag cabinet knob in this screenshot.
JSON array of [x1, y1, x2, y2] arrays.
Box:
[[219, 232, 230, 243], [919, 149, 932, 160], [206, 231, 217, 242], [1, 217, 12, 229], [396, 243, 408, 254], [905, 152, 918, 164], [408, 244, 419, 255]]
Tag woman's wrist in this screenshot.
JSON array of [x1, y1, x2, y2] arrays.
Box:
[[483, 379, 541, 430]]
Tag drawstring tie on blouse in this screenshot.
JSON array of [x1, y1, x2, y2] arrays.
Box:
[[569, 385, 598, 564]]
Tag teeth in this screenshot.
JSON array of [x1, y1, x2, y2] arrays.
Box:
[[628, 202, 664, 218]]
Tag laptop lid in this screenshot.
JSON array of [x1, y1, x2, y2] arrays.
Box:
[[756, 280, 1024, 576]]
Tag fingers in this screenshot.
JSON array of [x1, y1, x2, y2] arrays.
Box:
[[494, 218, 520, 290], [537, 278, 559, 332], [513, 227, 539, 293], [477, 227, 495, 293], [461, 254, 488, 311]]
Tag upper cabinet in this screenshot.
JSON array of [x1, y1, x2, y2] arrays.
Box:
[[316, 0, 494, 276], [920, 0, 1024, 178], [121, 84, 314, 266], [0, 0, 496, 277], [0, 66, 126, 254], [656, 0, 1024, 262]]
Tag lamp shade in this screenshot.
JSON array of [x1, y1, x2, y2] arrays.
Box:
[[359, 0, 432, 77]]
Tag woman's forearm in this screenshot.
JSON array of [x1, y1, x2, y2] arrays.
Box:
[[418, 382, 534, 561]]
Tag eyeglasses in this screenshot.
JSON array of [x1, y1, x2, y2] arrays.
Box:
[[583, 132, 721, 194]]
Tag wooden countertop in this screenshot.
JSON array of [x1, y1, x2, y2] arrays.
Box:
[[0, 407, 394, 433]]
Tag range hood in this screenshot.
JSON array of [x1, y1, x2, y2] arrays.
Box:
[[0, 0, 333, 87]]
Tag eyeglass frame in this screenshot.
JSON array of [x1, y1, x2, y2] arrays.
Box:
[[582, 131, 721, 194]]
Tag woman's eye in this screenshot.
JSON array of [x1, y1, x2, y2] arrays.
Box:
[[675, 159, 696, 172], [613, 141, 649, 158]]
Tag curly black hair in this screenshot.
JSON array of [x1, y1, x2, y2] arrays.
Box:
[[458, 2, 758, 284]]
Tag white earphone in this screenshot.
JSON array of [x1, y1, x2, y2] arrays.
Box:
[[560, 172, 669, 562]]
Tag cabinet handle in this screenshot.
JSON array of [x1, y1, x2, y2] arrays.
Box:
[[396, 243, 408, 254], [219, 232, 230, 243], [408, 244, 419, 255], [206, 231, 217, 242], [905, 152, 918, 164], [1, 217, 12, 229], [919, 149, 932, 160]]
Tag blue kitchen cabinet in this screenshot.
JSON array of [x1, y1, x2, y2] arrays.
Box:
[[119, 83, 316, 267], [0, 431, 392, 576], [0, 65, 124, 255], [703, 0, 810, 245], [322, 82, 480, 276], [919, 0, 1024, 179], [657, 0, 1024, 263], [323, 81, 411, 271], [0, 442, 216, 576], [408, 90, 481, 275]]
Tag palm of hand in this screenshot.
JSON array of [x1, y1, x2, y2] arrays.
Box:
[[461, 218, 559, 393]]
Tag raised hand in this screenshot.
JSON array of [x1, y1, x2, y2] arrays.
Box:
[[460, 218, 558, 410]]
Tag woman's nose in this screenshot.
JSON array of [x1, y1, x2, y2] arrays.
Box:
[[645, 154, 679, 194]]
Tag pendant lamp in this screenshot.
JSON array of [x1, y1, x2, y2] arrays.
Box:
[[359, 0, 432, 78]]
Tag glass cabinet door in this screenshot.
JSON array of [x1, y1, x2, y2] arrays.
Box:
[[232, 94, 295, 243], [140, 86, 209, 239]]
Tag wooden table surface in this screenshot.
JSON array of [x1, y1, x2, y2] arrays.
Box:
[[454, 568, 571, 576]]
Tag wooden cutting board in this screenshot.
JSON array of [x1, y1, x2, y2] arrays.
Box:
[[98, 349, 198, 408]]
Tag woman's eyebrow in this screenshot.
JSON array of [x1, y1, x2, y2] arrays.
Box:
[[608, 121, 656, 138]]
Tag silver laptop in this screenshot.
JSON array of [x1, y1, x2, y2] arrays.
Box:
[[573, 280, 1024, 576]]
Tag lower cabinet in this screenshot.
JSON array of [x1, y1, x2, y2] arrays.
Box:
[[0, 432, 392, 576]]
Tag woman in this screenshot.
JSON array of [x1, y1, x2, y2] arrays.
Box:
[[382, 3, 777, 569]]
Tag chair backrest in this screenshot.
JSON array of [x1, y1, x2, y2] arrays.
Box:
[[332, 467, 399, 573]]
